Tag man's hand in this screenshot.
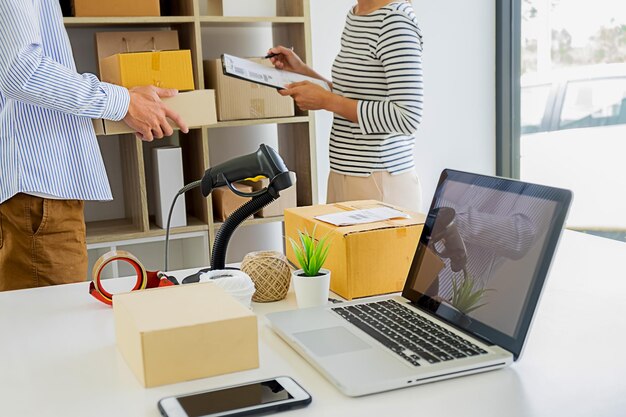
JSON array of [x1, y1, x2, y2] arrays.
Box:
[[279, 81, 333, 111], [122, 86, 189, 142]]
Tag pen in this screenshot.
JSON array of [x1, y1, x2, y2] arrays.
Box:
[[264, 46, 294, 59]]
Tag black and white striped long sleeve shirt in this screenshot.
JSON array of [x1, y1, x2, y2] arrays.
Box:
[[330, 1, 423, 176]]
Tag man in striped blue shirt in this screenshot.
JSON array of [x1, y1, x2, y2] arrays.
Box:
[[0, 0, 188, 291]]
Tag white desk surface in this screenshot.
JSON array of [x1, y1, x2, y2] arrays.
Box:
[[1, 230, 625, 417]]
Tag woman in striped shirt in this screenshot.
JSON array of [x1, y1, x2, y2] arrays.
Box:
[[269, 0, 423, 211]]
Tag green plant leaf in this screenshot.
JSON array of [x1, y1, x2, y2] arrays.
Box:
[[289, 226, 333, 276]]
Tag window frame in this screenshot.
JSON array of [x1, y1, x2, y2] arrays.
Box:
[[496, 0, 522, 179]]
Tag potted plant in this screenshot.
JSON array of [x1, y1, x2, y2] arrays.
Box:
[[288, 226, 332, 308]]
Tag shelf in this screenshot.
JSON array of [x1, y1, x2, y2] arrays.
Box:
[[63, 16, 195, 26], [86, 216, 209, 244], [199, 16, 305, 24], [208, 116, 309, 129], [74, 0, 317, 257], [213, 215, 284, 230]]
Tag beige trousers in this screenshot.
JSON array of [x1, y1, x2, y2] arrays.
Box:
[[326, 170, 422, 212]]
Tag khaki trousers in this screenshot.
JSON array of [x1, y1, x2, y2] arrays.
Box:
[[0, 194, 87, 291], [326, 170, 422, 212]]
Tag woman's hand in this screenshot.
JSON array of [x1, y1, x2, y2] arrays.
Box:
[[279, 81, 333, 111], [268, 45, 309, 75], [280, 81, 358, 122]]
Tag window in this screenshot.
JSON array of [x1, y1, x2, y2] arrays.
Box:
[[520, 84, 550, 134], [559, 78, 626, 130], [498, 0, 626, 242]]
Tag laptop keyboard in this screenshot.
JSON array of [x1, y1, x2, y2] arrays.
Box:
[[332, 300, 488, 367]]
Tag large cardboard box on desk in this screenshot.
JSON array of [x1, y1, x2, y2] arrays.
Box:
[[93, 90, 217, 135], [204, 58, 294, 121], [285, 201, 426, 300], [113, 283, 259, 388]]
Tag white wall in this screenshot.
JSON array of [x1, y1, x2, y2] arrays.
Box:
[[310, 0, 496, 210]]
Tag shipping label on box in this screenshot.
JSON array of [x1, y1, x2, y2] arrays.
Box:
[[94, 90, 217, 135], [101, 50, 195, 91], [285, 200, 426, 300], [113, 283, 259, 388], [204, 58, 294, 121]]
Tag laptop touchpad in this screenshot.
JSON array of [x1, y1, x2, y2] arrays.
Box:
[[294, 326, 371, 357]]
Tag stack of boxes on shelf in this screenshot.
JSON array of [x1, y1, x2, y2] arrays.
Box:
[[92, 30, 217, 135]]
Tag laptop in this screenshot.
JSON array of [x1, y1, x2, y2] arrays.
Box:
[[267, 169, 572, 396]]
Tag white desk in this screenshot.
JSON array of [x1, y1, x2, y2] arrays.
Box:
[[1, 230, 625, 417]]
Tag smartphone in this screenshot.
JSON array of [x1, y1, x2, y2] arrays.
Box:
[[158, 376, 312, 417]]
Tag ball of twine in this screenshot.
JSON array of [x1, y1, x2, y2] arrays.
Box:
[[241, 251, 292, 302]]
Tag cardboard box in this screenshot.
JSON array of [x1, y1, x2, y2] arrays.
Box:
[[96, 31, 180, 73], [241, 177, 297, 218], [113, 283, 259, 388], [204, 58, 294, 121], [101, 50, 195, 91], [93, 89, 217, 135], [72, 0, 160, 17], [285, 200, 426, 300], [212, 183, 254, 222], [153, 147, 186, 229]]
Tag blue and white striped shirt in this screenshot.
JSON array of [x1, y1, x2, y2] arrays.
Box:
[[0, 0, 130, 204]]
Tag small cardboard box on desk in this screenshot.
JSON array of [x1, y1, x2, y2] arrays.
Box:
[[285, 200, 426, 300], [113, 283, 258, 388]]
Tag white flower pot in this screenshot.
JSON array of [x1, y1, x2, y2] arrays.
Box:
[[292, 268, 331, 309]]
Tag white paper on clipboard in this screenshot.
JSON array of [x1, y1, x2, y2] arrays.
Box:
[[222, 53, 330, 91]]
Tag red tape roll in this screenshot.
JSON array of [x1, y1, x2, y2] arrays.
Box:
[[89, 250, 175, 306]]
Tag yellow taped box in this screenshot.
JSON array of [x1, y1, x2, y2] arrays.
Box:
[[101, 50, 195, 91], [204, 58, 294, 121], [113, 282, 259, 388], [93, 90, 217, 135], [285, 200, 426, 300]]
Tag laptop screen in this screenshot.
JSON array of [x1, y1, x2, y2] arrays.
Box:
[[402, 169, 572, 359]]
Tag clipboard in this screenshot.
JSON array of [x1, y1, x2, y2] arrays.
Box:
[[221, 53, 330, 91]]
